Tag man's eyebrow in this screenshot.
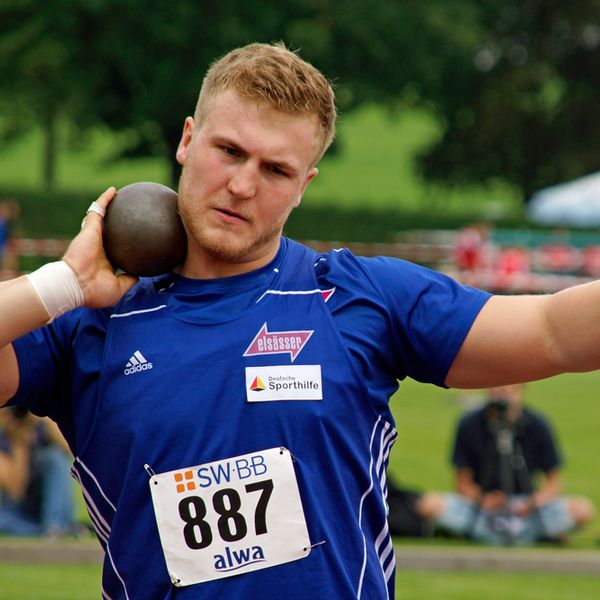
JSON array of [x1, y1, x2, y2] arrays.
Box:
[[212, 135, 243, 151], [213, 135, 299, 174]]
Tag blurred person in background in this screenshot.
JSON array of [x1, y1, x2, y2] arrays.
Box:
[[0, 407, 77, 537], [417, 384, 595, 545], [0, 199, 20, 274], [453, 222, 494, 272]]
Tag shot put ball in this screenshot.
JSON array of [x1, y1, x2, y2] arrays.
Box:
[[103, 182, 187, 277]]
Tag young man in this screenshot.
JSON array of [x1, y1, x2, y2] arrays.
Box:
[[417, 384, 595, 545], [1, 42, 600, 599]]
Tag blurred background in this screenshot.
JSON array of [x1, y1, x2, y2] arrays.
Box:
[[1, 1, 600, 597], [1, 0, 598, 241]]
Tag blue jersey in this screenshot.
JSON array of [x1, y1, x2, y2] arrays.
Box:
[[11, 238, 489, 599]]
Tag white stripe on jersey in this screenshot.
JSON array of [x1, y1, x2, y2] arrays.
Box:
[[356, 417, 397, 599], [255, 288, 325, 304], [107, 543, 131, 600], [74, 457, 117, 511], [110, 305, 167, 318]]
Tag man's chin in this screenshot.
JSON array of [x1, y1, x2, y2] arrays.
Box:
[[195, 233, 254, 263]]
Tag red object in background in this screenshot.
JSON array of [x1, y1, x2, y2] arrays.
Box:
[[536, 244, 581, 273], [495, 247, 530, 275], [582, 246, 600, 277], [453, 226, 493, 271]]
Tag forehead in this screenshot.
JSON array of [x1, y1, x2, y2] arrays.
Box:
[[197, 90, 320, 167]]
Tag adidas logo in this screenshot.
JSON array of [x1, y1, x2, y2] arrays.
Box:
[[124, 351, 153, 376]]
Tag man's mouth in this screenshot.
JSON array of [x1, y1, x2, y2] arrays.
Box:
[[214, 207, 247, 223]]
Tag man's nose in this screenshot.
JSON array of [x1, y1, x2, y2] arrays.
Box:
[[227, 163, 258, 199]]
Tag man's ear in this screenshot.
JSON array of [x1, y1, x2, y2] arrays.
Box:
[[295, 167, 319, 207], [176, 117, 195, 166]]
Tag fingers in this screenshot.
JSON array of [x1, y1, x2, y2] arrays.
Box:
[[86, 201, 106, 218], [95, 186, 117, 211], [81, 187, 116, 230]]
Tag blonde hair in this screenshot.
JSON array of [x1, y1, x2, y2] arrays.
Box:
[[194, 42, 336, 163]]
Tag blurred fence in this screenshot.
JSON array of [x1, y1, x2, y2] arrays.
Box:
[[0, 238, 70, 280], [1, 232, 599, 293]]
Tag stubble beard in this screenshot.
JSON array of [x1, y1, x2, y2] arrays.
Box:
[[178, 190, 288, 266]]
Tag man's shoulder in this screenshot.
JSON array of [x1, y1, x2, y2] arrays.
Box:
[[458, 405, 488, 430], [57, 277, 164, 334], [310, 242, 419, 291], [111, 276, 166, 312], [520, 406, 553, 433]]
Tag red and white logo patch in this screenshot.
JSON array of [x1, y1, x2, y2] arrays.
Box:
[[243, 323, 313, 363], [320, 287, 335, 302]]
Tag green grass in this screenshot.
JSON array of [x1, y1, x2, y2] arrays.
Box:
[[304, 105, 521, 217], [388, 372, 600, 547], [1, 558, 599, 599], [0, 563, 101, 600], [0, 105, 532, 243], [396, 570, 600, 599], [0, 124, 171, 193]]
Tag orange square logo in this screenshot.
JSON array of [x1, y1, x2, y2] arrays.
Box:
[[174, 470, 196, 493]]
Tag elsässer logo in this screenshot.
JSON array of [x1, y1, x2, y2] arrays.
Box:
[[243, 323, 313, 363]]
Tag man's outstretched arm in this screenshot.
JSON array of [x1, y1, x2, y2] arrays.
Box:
[[446, 283, 600, 388]]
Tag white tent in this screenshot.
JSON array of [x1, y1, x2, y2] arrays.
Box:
[[527, 171, 600, 227]]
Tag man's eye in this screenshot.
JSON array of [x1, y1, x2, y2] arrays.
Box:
[[222, 146, 239, 157], [268, 166, 288, 177]]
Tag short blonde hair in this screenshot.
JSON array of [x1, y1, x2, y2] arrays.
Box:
[[195, 42, 336, 163]]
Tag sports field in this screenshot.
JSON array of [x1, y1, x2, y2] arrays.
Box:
[[2, 563, 600, 599], [1, 372, 598, 599]]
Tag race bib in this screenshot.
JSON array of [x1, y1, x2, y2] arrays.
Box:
[[149, 447, 311, 586]]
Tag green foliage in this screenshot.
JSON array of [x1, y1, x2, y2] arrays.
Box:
[[2, 1, 597, 198], [0, 105, 527, 243], [285, 203, 522, 243], [419, 0, 600, 198], [2, 183, 522, 246]]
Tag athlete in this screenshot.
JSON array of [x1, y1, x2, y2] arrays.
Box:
[[1, 42, 600, 599]]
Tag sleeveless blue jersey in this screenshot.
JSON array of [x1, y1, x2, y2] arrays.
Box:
[[11, 238, 489, 599]]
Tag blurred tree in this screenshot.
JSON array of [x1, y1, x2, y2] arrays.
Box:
[[62, 0, 447, 185], [0, 0, 102, 190], [0, 0, 477, 188], [1, 0, 598, 199], [418, 0, 600, 200]]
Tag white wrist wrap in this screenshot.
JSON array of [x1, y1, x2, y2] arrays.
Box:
[[26, 261, 85, 323]]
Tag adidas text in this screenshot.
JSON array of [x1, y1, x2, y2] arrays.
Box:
[[124, 351, 153, 376], [124, 362, 153, 376]]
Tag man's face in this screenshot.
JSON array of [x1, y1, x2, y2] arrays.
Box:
[[487, 384, 524, 422], [175, 90, 319, 278]]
